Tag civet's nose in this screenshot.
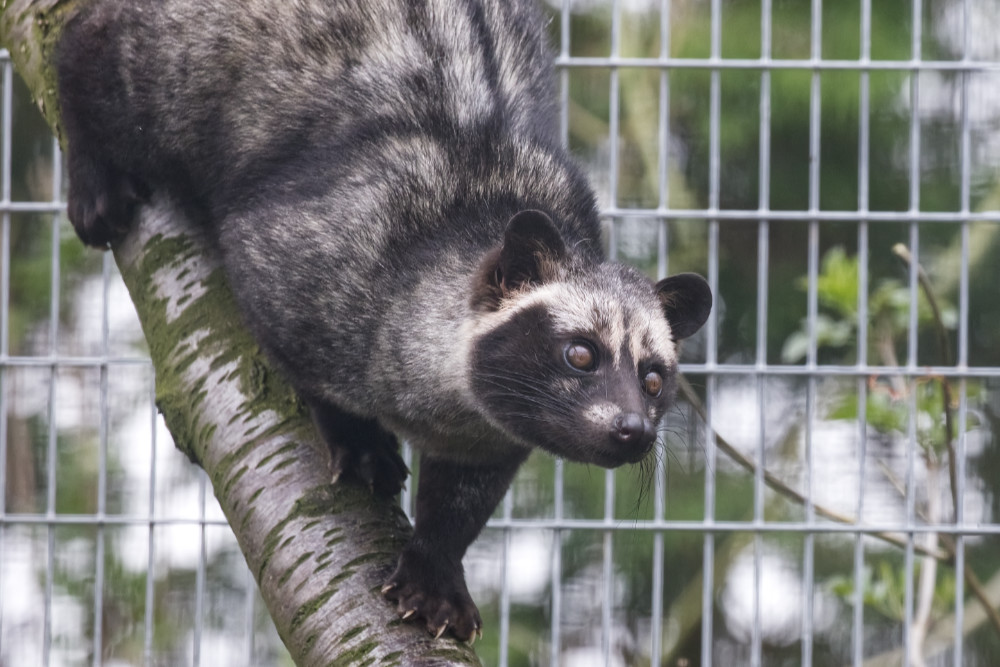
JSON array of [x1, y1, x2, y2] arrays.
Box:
[[611, 412, 656, 448]]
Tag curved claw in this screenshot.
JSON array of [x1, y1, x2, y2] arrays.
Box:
[[382, 554, 481, 642]]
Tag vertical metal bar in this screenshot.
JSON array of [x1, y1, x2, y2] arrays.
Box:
[[144, 379, 157, 665], [0, 57, 9, 207], [0, 57, 10, 356], [753, 4, 772, 661], [801, 1, 822, 663], [559, 0, 570, 149], [801, 382, 816, 663], [706, 0, 721, 309], [498, 491, 512, 667], [907, 0, 921, 371], [756, 0, 771, 364], [602, 4, 622, 663], [700, 2, 722, 664], [852, 1, 872, 664], [43, 131, 62, 667], [651, 3, 672, 653], [193, 474, 207, 666], [551, 4, 570, 663], [956, 0, 970, 373], [93, 246, 111, 667], [852, 243, 870, 667], [44, 367, 55, 667], [245, 567, 256, 665], [708, 0, 721, 219], [608, 0, 621, 210], [656, 0, 672, 279], [601, 468, 614, 664], [550, 459, 563, 666], [757, 0, 771, 284], [650, 440, 665, 666], [851, 383, 868, 667], [750, 391, 763, 667], [902, 379, 917, 667], [801, 256, 818, 661], [856, 0, 871, 366], [0, 333, 4, 651], [953, 1, 971, 664], [953, 375, 968, 665], [93, 417, 107, 667], [605, 0, 622, 274], [0, 55, 11, 653], [649, 6, 671, 660], [699, 378, 717, 667], [656, 220, 669, 279], [0, 372, 4, 646], [751, 366, 763, 663], [49, 140, 60, 360], [902, 3, 922, 664]]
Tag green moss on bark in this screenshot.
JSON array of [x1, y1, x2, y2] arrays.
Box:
[[116, 232, 306, 466], [0, 0, 81, 141]]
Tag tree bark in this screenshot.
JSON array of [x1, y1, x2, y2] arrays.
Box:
[[1, 1, 480, 664]]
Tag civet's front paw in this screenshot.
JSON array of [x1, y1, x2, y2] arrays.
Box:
[[382, 549, 482, 643], [66, 153, 143, 247]]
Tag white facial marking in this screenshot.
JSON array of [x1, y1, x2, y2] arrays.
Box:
[[584, 403, 620, 428], [482, 279, 679, 368], [635, 309, 678, 368]]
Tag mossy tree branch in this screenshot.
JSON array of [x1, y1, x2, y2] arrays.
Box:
[[1, 1, 479, 664]]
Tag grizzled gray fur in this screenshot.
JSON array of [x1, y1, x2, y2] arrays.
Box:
[[57, 0, 712, 642]]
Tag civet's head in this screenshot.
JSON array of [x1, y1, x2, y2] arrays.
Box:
[[470, 210, 712, 467]]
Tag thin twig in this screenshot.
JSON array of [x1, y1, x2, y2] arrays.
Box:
[[893, 243, 959, 514], [942, 537, 1000, 636], [682, 370, 1000, 642], [911, 461, 941, 667], [877, 456, 1000, 639], [893, 244, 1000, 639]]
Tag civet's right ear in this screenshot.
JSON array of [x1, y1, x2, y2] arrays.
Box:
[[655, 273, 713, 340]]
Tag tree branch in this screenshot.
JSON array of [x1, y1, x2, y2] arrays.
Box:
[[1, 1, 480, 663]]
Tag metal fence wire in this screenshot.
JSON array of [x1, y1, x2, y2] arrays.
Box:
[[2, 0, 1000, 665]]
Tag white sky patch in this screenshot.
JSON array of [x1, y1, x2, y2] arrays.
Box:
[[465, 531, 552, 603], [722, 544, 839, 647]]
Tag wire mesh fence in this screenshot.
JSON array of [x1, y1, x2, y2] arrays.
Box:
[[2, 0, 1000, 665]]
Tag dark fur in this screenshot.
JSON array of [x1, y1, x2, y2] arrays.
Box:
[[57, 0, 712, 641]]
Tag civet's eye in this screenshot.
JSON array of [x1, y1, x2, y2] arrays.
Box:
[[564, 342, 597, 372], [643, 370, 663, 397]]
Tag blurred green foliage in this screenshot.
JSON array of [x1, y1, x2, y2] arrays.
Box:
[[830, 561, 957, 623]]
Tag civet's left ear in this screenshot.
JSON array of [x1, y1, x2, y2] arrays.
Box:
[[655, 273, 713, 340], [495, 209, 567, 295]]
